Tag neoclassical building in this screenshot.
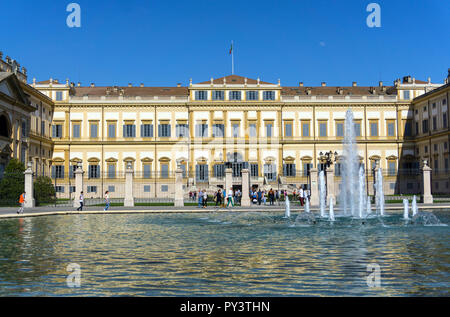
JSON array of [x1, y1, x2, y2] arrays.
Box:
[[1, 51, 448, 199]]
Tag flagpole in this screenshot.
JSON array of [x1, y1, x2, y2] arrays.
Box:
[[231, 40, 234, 75]]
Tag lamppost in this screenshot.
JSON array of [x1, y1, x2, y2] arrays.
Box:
[[318, 151, 337, 198]]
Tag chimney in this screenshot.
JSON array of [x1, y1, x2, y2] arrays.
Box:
[[177, 83, 181, 87], [306, 88, 312, 95], [140, 83, 144, 88], [352, 82, 357, 87], [379, 81, 383, 88], [77, 82, 81, 87], [128, 83, 132, 87], [90, 83, 95, 88], [299, 82, 304, 87], [321, 82, 326, 87]]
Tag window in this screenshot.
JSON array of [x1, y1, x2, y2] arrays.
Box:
[[387, 121, 395, 137], [55, 186, 65, 193], [319, 122, 327, 137], [69, 165, 77, 178], [434, 144, 438, 152], [285, 123, 293, 137], [335, 163, 342, 176], [264, 164, 277, 181], [266, 123, 273, 137], [195, 91, 207, 100], [303, 163, 313, 176], [70, 186, 76, 193], [444, 142, 448, 150], [422, 119, 429, 133], [250, 164, 259, 177], [229, 91, 241, 101], [143, 164, 151, 178], [246, 91, 258, 101], [263, 91, 275, 100], [141, 124, 154, 137], [144, 185, 151, 192], [354, 122, 361, 137], [213, 164, 225, 178], [445, 158, 449, 172], [55, 91, 63, 101], [195, 124, 208, 137], [196, 165, 209, 182], [370, 122, 378, 137], [404, 121, 412, 137], [434, 160, 438, 174], [433, 116, 437, 131], [108, 186, 115, 193], [249, 124, 257, 137], [302, 122, 310, 137], [160, 164, 169, 178], [123, 124, 136, 138], [415, 122, 419, 135], [107, 164, 116, 178], [403, 91, 410, 100], [158, 124, 171, 137], [232, 124, 240, 137], [336, 122, 344, 137], [424, 145, 428, 153], [176, 124, 189, 137], [388, 161, 396, 176], [52, 165, 64, 179], [443, 113, 448, 128], [161, 185, 169, 192], [88, 165, 100, 178], [52, 124, 63, 138], [108, 123, 116, 138], [212, 124, 224, 137], [73, 124, 80, 138], [212, 90, 224, 100], [21, 121, 27, 137], [389, 183, 395, 190], [90, 123, 98, 138], [87, 186, 97, 193], [283, 164, 296, 177]]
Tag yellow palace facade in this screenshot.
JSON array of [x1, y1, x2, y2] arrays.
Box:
[[29, 72, 450, 199]]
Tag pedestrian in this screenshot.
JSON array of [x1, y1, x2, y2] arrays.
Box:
[[203, 189, 208, 208], [198, 190, 203, 208], [263, 190, 267, 205], [215, 190, 222, 206], [303, 186, 309, 203], [269, 188, 274, 205], [236, 189, 241, 206], [77, 191, 84, 211], [226, 187, 234, 208], [257, 189, 262, 205], [104, 191, 110, 211], [17, 192, 26, 214], [299, 187, 304, 206]]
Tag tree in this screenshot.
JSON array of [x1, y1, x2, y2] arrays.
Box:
[[34, 176, 56, 206], [0, 158, 25, 205]]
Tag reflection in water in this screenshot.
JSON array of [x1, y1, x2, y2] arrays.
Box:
[[0, 211, 448, 296]]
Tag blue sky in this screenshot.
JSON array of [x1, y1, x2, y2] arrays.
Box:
[[2, 0, 449, 87]]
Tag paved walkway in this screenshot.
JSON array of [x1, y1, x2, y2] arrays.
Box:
[[0, 202, 449, 219]]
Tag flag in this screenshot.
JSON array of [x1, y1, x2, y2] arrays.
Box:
[[229, 42, 233, 55]]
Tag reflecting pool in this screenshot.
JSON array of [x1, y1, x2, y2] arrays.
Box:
[[0, 211, 449, 296]]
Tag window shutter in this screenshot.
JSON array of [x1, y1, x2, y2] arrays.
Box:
[[195, 165, 200, 181], [61, 166, 65, 178], [204, 165, 209, 181], [51, 166, 55, 179]]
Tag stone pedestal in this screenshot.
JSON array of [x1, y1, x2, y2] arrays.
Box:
[[422, 161, 433, 204], [225, 168, 232, 194], [310, 168, 319, 206], [174, 168, 184, 207], [326, 168, 335, 206], [241, 169, 251, 207], [24, 162, 35, 208], [124, 165, 134, 207], [73, 163, 84, 208]]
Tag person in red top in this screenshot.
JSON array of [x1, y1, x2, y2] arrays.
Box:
[[17, 192, 26, 214]]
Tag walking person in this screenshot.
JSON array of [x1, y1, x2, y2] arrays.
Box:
[[17, 192, 26, 214], [298, 187, 304, 206], [203, 190, 208, 208], [76, 191, 84, 211], [263, 190, 267, 205], [104, 191, 110, 211], [215, 189, 222, 206], [257, 189, 262, 205], [198, 190, 203, 208], [226, 187, 234, 208]]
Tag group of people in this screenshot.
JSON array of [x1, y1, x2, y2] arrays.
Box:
[[292, 186, 310, 206], [195, 187, 241, 208]]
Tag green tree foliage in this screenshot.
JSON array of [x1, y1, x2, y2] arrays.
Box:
[[0, 158, 25, 205], [34, 176, 56, 206]]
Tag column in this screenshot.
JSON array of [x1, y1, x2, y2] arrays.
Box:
[[73, 162, 84, 208], [124, 163, 134, 207], [174, 167, 184, 207], [326, 167, 335, 206], [310, 168, 319, 206], [422, 160, 433, 204], [241, 169, 250, 207], [24, 162, 35, 208], [225, 168, 232, 194]]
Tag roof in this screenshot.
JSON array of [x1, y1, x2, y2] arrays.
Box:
[[196, 75, 274, 85], [281, 86, 396, 96]]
